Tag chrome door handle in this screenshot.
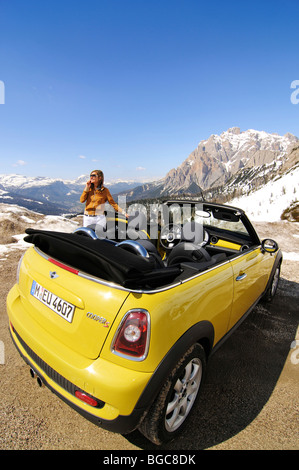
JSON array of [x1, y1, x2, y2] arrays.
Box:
[[236, 273, 247, 281]]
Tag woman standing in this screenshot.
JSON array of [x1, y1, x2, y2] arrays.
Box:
[[80, 170, 128, 229]]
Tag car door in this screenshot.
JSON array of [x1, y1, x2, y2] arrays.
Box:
[[228, 247, 270, 330]]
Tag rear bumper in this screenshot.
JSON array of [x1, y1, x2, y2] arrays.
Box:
[[7, 285, 152, 434], [9, 326, 146, 434]]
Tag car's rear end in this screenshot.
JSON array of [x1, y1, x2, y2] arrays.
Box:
[[6, 226, 234, 441], [7, 243, 154, 432]]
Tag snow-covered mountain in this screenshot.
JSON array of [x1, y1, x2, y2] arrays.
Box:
[[229, 164, 299, 222], [0, 127, 298, 216], [124, 127, 298, 200], [0, 175, 141, 215], [172, 127, 297, 189]]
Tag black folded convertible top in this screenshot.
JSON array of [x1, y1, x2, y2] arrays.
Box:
[[24, 229, 180, 289]]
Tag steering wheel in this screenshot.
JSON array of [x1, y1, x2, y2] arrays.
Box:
[[181, 221, 209, 246], [160, 224, 182, 250]]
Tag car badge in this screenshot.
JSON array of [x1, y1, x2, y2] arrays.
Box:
[[50, 271, 59, 279], [86, 312, 110, 328]]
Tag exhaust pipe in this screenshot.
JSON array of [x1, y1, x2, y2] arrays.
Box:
[[36, 376, 43, 387], [29, 368, 43, 387]]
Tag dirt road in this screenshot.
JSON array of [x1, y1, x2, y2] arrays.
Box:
[[0, 221, 298, 450]]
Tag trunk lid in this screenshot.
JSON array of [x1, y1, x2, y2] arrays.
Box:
[[18, 247, 129, 359]]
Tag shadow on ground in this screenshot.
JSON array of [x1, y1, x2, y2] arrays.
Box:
[[125, 277, 299, 449]]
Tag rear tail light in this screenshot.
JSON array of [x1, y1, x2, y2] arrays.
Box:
[[112, 309, 150, 361]]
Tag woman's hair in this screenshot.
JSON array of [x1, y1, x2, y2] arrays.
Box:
[[92, 170, 104, 181], [91, 170, 104, 189]]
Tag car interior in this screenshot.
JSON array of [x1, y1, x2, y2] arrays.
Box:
[[24, 202, 261, 290]]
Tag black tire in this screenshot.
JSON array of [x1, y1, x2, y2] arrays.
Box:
[[263, 262, 281, 302], [138, 343, 206, 445]]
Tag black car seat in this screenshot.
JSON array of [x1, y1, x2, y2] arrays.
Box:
[[167, 221, 226, 269], [137, 239, 165, 268], [167, 242, 212, 266]]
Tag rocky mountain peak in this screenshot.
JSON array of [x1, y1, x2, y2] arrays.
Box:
[[163, 128, 298, 193]]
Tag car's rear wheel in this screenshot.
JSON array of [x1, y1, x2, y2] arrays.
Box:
[[138, 343, 206, 445]]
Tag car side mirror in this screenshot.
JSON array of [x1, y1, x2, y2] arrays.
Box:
[[261, 239, 278, 254]]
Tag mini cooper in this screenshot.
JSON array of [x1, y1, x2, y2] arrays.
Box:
[[7, 200, 282, 444]]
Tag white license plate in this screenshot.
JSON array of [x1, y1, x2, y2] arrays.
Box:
[[30, 280, 75, 323]]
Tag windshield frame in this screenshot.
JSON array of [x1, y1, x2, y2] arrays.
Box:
[[162, 200, 260, 245]]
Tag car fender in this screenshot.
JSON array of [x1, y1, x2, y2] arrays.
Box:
[[135, 320, 214, 413], [264, 249, 283, 293]]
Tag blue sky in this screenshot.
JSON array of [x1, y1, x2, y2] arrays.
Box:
[[0, 0, 298, 182]]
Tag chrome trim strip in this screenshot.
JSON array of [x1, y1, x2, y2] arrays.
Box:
[[32, 245, 260, 295]]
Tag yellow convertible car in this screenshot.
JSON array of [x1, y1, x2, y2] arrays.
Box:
[[7, 200, 282, 444]]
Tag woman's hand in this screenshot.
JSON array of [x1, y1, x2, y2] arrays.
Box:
[[84, 179, 91, 191]]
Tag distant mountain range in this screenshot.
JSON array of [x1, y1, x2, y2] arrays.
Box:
[[0, 127, 298, 215], [123, 127, 299, 201], [0, 175, 141, 215]]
